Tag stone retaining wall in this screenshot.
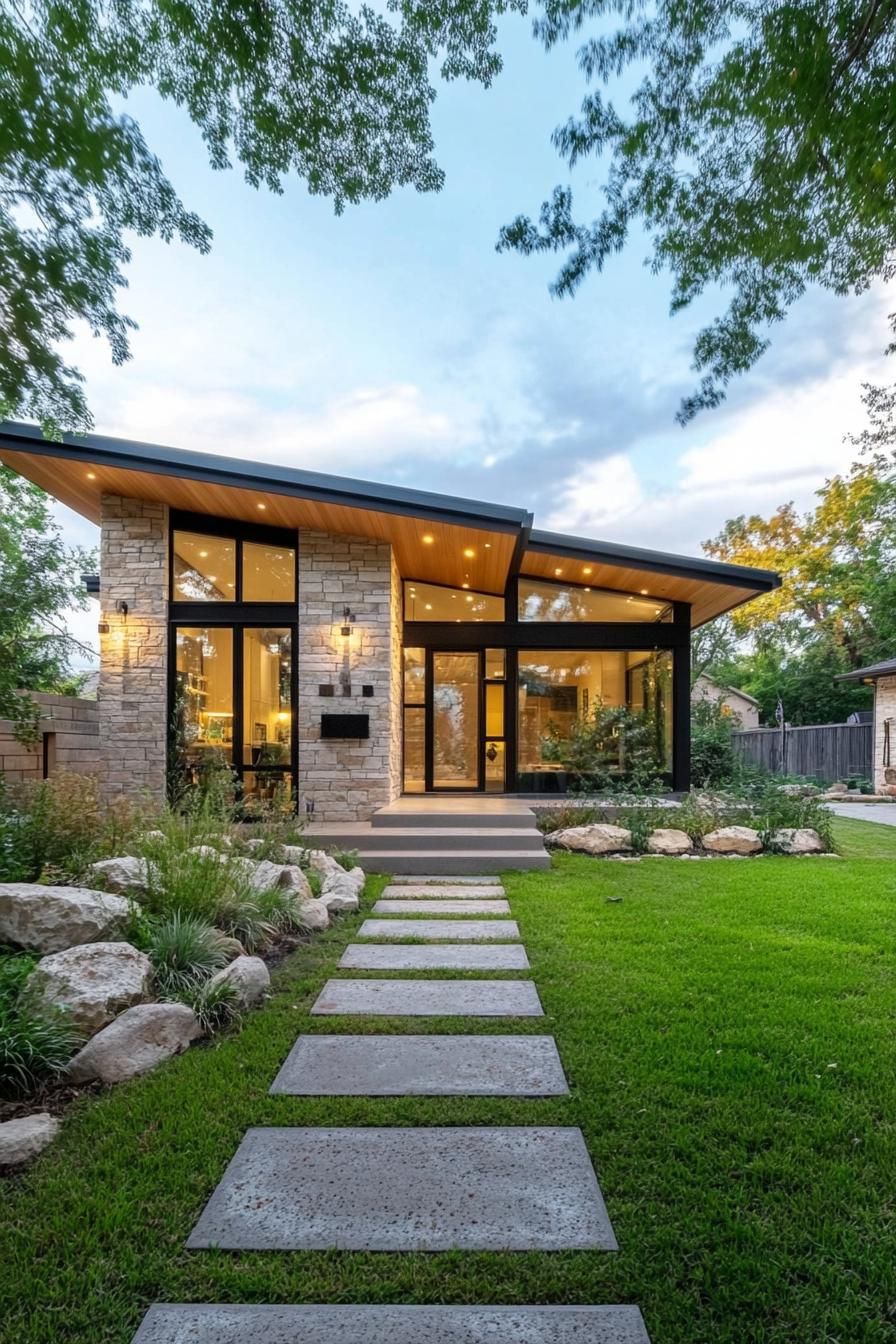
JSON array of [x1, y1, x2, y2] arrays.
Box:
[[0, 693, 99, 784]]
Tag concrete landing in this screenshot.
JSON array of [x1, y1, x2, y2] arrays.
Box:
[[310, 978, 543, 1017], [134, 1304, 651, 1342], [389, 874, 502, 885], [358, 918, 519, 941], [372, 898, 511, 915], [270, 1035, 568, 1096], [185, 1127, 616, 1251], [339, 943, 530, 971]]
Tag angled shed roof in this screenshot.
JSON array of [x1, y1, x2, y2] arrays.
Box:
[[0, 420, 780, 626]]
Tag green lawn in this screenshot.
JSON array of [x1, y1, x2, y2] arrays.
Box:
[[2, 816, 895, 1343]]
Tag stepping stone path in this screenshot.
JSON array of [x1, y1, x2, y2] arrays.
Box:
[[359, 917, 520, 940], [271, 1034, 569, 1096], [340, 942, 530, 970], [134, 875, 651, 1340], [372, 898, 511, 914]]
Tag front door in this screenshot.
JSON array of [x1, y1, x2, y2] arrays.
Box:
[[432, 652, 480, 789]]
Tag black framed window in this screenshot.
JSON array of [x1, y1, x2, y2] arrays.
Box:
[[168, 511, 298, 809]]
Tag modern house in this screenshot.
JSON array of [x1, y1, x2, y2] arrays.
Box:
[[0, 421, 779, 827]]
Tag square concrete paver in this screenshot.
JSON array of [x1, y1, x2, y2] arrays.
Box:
[[339, 943, 530, 971], [358, 918, 519, 941], [270, 1035, 568, 1096], [381, 885, 505, 899], [134, 1304, 650, 1342], [310, 978, 543, 1017], [185, 1127, 616, 1251], [373, 899, 511, 915]]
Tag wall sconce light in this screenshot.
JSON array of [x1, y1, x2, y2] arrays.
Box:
[[339, 606, 356, 637], [97, 621, 110, 635], [115, 599, 129, 618]]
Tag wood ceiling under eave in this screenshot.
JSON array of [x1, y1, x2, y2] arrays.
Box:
[[520, 548, 768, 628], [0, 449, 518, 594]]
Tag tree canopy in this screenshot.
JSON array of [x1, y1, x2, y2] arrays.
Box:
[[0, 0, 522, 433], [499, 0, 896, 419], [0, 466, 95, 742]]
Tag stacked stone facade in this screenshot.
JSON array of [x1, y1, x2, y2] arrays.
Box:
[[98, 495, 169, 803], [873, 674, 896, 792], [0, 694, 99, 784], [296, 530, 402, 821]]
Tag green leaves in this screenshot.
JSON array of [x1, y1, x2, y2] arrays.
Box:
[[500, 0, 896, 417], [0, 0, 525, 431]]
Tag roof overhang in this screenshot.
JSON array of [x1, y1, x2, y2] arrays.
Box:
[[0, 421, 780, 624], [835, 659, 896, 683]]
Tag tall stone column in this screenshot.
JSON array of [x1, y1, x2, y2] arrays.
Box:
[[98, 494, 169, 806]]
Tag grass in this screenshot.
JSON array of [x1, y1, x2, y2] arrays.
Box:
[[1, 820, 895, 1343]]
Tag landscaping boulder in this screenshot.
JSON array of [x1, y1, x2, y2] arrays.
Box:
[[278, 865, 313, 901], [546, 824, 632, 855], [87, 855, 153, 895], [296, 898, 330, 931], [68, 1003, 202, 1084], [213, 933, 246, 962], [208, 955, 270, 1009], [0, 1113, 59, 1167], [187, 845, 226, 861], [25, 942, 153, 1036], [646, 828, 693, 856], [0, 884, 131, 954], [773, 827, 826, 855], [703, 826, 762, 855], [319, 883, 360, 914]]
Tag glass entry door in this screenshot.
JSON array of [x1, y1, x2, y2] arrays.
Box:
[[432, 652, 480, 789]]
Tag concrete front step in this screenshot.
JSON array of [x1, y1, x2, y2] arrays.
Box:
[[372, 799, 537, 829], [135, 1304, 651, 1342], [358, 850, 550, 875], [303, 826, 546, 852]]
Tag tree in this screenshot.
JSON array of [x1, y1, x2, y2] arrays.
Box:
[[0, 466, 96, 742], [499, 0, 896, 419], [0, 0, 521, 433]]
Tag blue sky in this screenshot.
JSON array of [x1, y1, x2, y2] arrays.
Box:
[[56, 11, 894, 658]]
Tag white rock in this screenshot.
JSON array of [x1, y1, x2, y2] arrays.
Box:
[[546, 824, 632, 855], [187, 845, 226, 861], [208, 955, 270, 1009], [87, 855, 153, 895], [277, 865, 313, 901], [25, 942, 153, 1036], [303, 849, 345, 880], [773, 827, 826, 855], [67, 1004, 201, 1084], [0, 884, 131, 954], [296, 898, 330, 931], [0, 1113, 59, 1167], [319, 885, 360, 913], [646, 828, 693, 856], [137, 829, 166, 845], [703, 825, 762, 855]]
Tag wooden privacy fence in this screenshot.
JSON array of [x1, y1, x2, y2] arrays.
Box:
[[732, 722, 872, 784]]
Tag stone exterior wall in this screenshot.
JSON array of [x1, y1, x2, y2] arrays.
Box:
[[873, 674, 896, 792], [0, 693, 99, 785], [297, 530, 402, 821], [98, 495, 169, 803]]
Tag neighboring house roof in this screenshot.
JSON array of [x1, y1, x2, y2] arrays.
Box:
[[835, 658, 896, 683], [0, 419, 781, 628], [693, 674, 761, 707]]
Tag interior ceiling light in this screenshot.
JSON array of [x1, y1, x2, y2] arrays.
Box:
[[462, 582, 470, 589], [425, 603, 432, 610], [199, 550, 208, 558], [465, 594, 474, 602], [640, 588, 648, 595]]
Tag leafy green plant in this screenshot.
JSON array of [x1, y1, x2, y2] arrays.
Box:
[[174, 978, 242, 1037], [0, 952, 81, 1097], [752, 782, 835, 853], [146, 913, 230, 996], [253, 888, 314, 936], [330, 848, 359, 872]]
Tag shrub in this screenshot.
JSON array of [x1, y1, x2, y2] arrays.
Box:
[[537, 805, 600, 835], [0, 772, 149, 883], [330, 848, 358, 872], [0, 952, 81, 1096], [174, 977, 242, 1036], [690, 699, 744, 788], [751, 781, 836, 851], [146, 913, 230, 995]]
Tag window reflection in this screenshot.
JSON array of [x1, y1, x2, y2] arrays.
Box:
[[243, 542, 296, 602], [173, 533, 236, 601], [405, 581, 503, 622], [518, 579, 671, 623]]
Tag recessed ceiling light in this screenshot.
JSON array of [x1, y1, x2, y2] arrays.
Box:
[[199, 550, 208, 558], [207, 575, 217, 582], [422, 534, 434, 544], [463, 548, 475, 558], [465, 594, 473, 602], [484, 543, 491, 549], [425, 603, 432, 610], [462, 583, 470, 589], [583, 566, 592, 575], [257, 503, 266, 511], [554, 568, 563, 576], [86, 471, 97, 480], [640, 588, 648, 595]]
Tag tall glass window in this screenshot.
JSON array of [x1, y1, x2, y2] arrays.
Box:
[[518, 578, 671, 623], [172, 628, 234, 778], [402, 648, 426, 793], [517, 650, 672, 792]]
